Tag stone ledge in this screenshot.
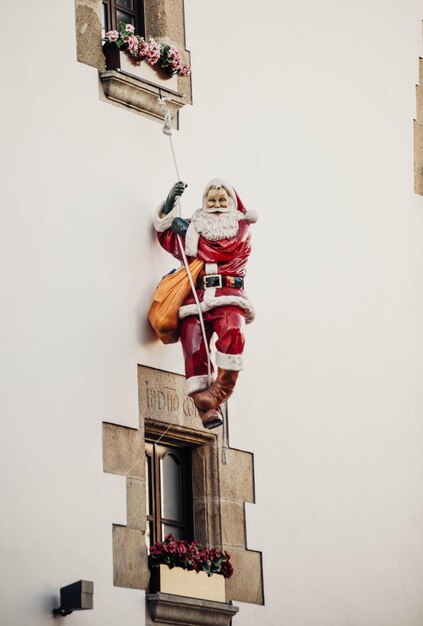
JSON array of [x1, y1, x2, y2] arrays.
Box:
[[414, 119, 423, 195], [146, 592, 239, 626], [99, 69, 185, 127]]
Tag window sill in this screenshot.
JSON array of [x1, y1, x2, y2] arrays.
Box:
[[146, 593, 239, 626], [76, 0, 192, 127], [99, 46, 192, 127], [99, 68, 187, 127]]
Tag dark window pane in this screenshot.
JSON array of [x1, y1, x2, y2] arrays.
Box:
[[117, 10, 134, 25], [102, 2, 108, 36], [161, 453, 183, 522], [146, 455, 152, 515], [117, 0, 134, 9], [162, 524, 183, 541]]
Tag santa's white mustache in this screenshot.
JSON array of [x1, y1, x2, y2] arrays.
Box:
[[203, 206, 232, 214]]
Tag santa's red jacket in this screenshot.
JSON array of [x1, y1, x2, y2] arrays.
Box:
[[153, 204, 256, 324]]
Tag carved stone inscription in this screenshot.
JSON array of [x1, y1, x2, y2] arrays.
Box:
[[138, 366, 200, 430]]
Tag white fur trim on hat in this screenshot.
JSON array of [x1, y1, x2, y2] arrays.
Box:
[[179, 295, 255, 324], [215, 351, 244, 371], [203, 179, 237, 210], [186, 375, 212, 395]]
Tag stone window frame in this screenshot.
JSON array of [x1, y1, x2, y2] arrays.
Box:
[[75, 0, 192, 127], [102, 0, 145, 34], [102, 365, 264, 606]]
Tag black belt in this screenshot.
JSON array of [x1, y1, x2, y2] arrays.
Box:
[[196, 274, 244, 289]]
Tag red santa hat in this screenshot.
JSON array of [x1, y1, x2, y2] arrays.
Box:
[[202, 179, 258, 223]]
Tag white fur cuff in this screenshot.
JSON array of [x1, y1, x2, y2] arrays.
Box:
[[216, 351, 244, 371], [179, 295, 255, 324], [153, 201, 177, 232], [186, 375, 211, 396]]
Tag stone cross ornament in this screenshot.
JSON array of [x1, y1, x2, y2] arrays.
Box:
[[153, 179, 257, 429]]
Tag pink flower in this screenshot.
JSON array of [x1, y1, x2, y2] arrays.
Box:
[[138, 38, 149, 57], [105, 30, 119, 42], [125, 23, 135, 33], [177, 64, 191, 77], [167, 46, 180, 60], [127, 35, 138, 52], [146, 38, 161, 65]]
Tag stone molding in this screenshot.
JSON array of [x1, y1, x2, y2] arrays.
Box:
[[102, 365, 264, 605], [99, 70, 185, 127], [74, 0, 192, 125], [415, 25, 423, 195], [146, 592, 239, 626]]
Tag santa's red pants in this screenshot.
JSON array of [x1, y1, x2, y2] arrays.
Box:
[[180, 306, 245, 395]]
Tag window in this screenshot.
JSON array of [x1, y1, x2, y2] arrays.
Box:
[[76, 0, 192, 124], [145, 442, 193, 547], [102, 0, 145, 35]]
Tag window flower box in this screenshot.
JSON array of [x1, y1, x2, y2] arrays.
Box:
[[148, 534, 233, 602], [102, 23, 190, 93], [103, 43, 179, 91], [149, 564, 226, 602]]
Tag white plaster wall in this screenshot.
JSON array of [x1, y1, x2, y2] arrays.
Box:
[[1, 0, 423, 624]]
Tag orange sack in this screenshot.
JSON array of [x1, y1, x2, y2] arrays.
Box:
[[148, 258, 204, 344]]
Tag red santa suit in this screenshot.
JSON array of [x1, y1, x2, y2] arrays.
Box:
[[153, 179, 257, 395]]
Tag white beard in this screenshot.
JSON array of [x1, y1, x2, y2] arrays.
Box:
[[192, 208, 241, 241]]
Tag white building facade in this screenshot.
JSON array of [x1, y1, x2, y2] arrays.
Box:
[[2, 0, 423, 624]]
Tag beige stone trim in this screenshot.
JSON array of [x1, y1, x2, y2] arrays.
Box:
[[102, 365, 263, 605], [414, 119, 423, 195], [103, 422, 144, 478], [144, 0, 186, 47], [415, 31, 423, 194], [75, 0, 105, 70], [113, 524, 150, 589], [225, 548, 264, 605], [75, 0, 192, 124], [146, 592, 239, 626]]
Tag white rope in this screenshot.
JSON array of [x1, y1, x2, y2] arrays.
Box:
[[158, 96, 227, 463], [158, 96, 212, 385], [175, 227, 212, 383]]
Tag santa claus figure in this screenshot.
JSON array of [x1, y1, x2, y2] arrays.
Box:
[[153, 179, 257, 429]]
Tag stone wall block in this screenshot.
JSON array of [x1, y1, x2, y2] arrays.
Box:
[[414, 120, 423, 195], [75, 0, 105, 70], [103, 422, 144, 478], [220, 501, 246, 548], [416, 84, 423, 122], [145, 0, 186, 47], [224, 548, 264, 605], [138, 365, 202, 430], [113, 525, 149, 589], [127, 477, 147, 531], [191, 444, 220, 499], [193, 497, 222, 547], [220, 449, 254, 503]]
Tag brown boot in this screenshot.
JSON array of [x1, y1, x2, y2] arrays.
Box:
[[198, 407, 224, 430], [192, 368, 239, 413]]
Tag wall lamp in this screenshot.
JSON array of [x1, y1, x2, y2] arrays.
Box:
[[53, 580, 94, 617]]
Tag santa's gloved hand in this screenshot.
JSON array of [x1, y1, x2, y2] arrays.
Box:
[[171, 217, 189, 236], [162, 181, 187, 215]]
